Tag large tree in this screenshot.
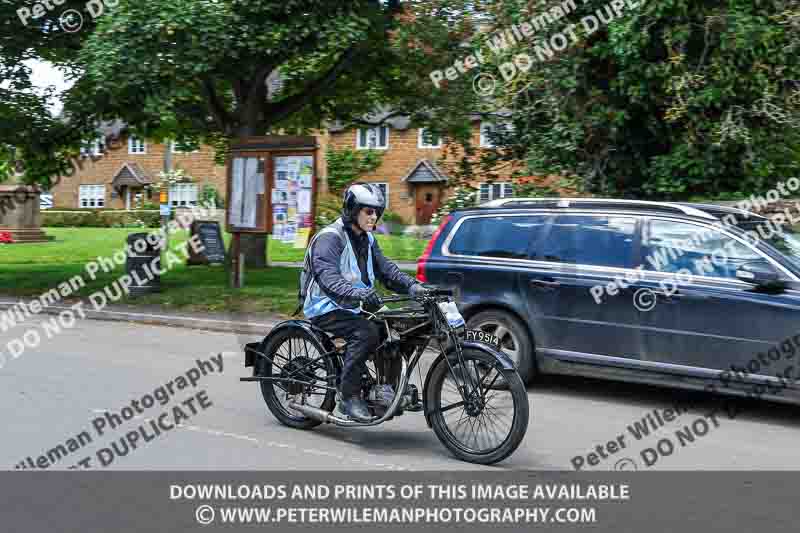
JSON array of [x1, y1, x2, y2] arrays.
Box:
[[0, 1, 101, 184], [455, 0, 800, 199], [54, 0, 416, 264]]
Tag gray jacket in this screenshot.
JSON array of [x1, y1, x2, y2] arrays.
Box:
[[310, 218, 417, 307]]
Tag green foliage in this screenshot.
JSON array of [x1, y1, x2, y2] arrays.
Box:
[[314, 193, 343, 227], [325, 148, 385, 193], [43, 210, 161, 228], [431, 185, 478, 225], [381, 211, 404, 224], [470, 0, 800, 199], [201, 185, 225, 208]]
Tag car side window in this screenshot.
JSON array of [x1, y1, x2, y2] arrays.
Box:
[[448, 215, 549, 260], [537, 215, 637, 268], [642, 220, 762, 279]]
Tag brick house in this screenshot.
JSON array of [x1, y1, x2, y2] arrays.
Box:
[[51, 122, 227, 211], [52, 117, 522, 224], [326, 113, 521, 224]]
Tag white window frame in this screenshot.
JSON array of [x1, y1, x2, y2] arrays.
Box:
[[128, 136, 147, 155], [168, 183, 199, 207], [356, 126, 390, 150], [170, 140, 200, 154], [478, 182, 513, 203], [480, 121, 513, 148], [79, 185, 105, 209], [418, 128, 442, 149], [80, 136, 105, 157]]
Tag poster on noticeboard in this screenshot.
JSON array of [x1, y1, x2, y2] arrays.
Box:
[[270, 154, 314, 248]]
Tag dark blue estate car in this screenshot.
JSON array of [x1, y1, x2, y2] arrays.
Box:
[[417, 198, 800, 405]]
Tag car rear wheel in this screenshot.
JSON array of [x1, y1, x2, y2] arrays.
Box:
[[467, 309, 535, 384]]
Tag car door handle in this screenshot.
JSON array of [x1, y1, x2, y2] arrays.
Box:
[[530, 279, 561, 289]]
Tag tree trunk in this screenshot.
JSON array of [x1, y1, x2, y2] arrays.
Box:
[[239, 233, 267, 268]]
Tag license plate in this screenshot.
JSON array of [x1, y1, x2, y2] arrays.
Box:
[[465, 329, 500, 348]]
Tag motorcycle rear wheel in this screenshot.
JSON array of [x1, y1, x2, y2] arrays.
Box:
[[426, 347, 529, 465], [257, 329, 337, 429]]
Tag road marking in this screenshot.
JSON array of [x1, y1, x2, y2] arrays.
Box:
[[89, 409, 406, 470]]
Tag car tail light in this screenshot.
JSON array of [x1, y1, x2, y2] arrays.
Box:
[[417, 215, 452, 283]]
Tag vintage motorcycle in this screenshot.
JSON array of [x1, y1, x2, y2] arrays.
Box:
[[241, 287, 529, 465]]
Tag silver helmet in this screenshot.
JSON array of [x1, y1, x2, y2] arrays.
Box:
[[342, 183, 386, 224]]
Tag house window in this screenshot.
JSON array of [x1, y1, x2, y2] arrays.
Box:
[[80, 136, 105, 157], [480, 121, 512, 148], [418, 128, 442, 149], [169, 183, 198, 207], [479, 182, 514, 203], [356, 126, 390, 150], [171, 139, 200, 153], [79, 185, 105, 208], [128, 136, 147, 155]]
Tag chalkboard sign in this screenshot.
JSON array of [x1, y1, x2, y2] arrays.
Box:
[[187, 221, 226, 265]]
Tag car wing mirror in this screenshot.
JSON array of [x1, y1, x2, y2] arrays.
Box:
[[736, 261, 784, 288]]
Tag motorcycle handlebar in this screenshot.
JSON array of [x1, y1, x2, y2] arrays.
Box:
[[380, 287, 455, 304]]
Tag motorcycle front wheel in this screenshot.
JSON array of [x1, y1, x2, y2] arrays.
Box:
[[426, 347, 529, 465]]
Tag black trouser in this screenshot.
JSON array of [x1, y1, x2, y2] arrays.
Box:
[[310, 310, 382, 398]]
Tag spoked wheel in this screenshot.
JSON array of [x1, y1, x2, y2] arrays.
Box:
[[257, 329, 337, 429], [426, 347, 529, 465], [467, 310, 534, 383]]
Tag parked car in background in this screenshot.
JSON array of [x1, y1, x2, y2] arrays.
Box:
[[417, 198, 800, 405]]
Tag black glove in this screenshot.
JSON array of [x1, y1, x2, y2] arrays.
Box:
[[359, 289, 382, 310], [409, 284, 432, 299]]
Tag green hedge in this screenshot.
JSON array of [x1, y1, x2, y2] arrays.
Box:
[[42, 210, 162, 228]]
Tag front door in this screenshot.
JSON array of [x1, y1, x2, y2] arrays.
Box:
[[415, 185, 440, 225]]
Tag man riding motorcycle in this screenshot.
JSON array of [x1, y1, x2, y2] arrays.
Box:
[[302, 183, 429, 422]]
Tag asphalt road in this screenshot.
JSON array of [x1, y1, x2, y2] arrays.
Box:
[[3, 315, 800, 471]]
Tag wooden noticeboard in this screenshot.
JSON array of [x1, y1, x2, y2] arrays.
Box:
[[225, 136, 319, 287]]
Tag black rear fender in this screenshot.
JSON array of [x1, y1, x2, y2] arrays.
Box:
[[244, 320, 340, 375]]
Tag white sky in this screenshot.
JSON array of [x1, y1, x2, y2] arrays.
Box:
[[23, 59, 74, 114]]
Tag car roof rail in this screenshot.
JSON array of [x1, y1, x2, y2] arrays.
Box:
[[479, 197, 717, 220]]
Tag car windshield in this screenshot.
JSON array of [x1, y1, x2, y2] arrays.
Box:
[[737, 221, 800, 271]]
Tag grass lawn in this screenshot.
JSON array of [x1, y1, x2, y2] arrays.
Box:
[[0, 228, 426, 264], [0, 228, 425, 316]]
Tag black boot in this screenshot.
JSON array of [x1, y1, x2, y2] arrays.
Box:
[[340, 396, 374, 422]]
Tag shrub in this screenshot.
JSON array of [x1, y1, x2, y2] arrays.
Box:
[[201, 185, 225, 208], [431, 186, 477, 225], [43, 210, 161, 228], [314, 193, 343, 227], [382, 211, 404, 224]]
